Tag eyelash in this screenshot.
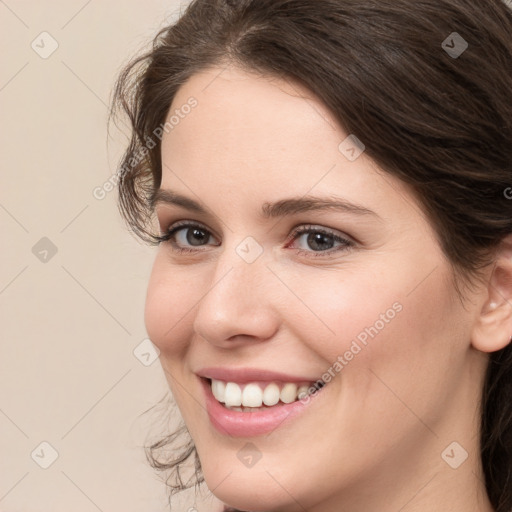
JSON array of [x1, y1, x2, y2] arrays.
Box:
[[155, 221, 354, 258]]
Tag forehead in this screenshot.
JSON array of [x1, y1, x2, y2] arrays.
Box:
[[159, 65, 418, 229], [164, 65, 341, 163], [165, 67, 337, 179]]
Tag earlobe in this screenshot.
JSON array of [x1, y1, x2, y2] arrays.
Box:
[[482, 301, 498, 314], [471, 236, 512, 353]]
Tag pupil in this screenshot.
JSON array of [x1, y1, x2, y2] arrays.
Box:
[[187, 228, 208, 246], [308, 232, 333, 251]]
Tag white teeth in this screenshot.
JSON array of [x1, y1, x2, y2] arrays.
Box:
[[211, 379, 226, 403], [262, 383, 280, 406], [280, 383, 297, 404], [242, 383, 263, 407], [209, 378, 322, 409], [224, 382, 242, 407], [297, 385, 309, 400]]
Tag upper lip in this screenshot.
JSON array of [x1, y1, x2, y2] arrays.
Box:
[[196, 367, 322, 384]]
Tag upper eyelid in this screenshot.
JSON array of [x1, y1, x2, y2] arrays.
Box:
[[165, 220, 218, 237]]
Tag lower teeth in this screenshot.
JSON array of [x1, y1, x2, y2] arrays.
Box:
[[225, 401, 300, 412], [225, 404, 283, 412]]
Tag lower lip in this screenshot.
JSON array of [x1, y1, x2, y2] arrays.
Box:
[[200, 378, 321, 437]]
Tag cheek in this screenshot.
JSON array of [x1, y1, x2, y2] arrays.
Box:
[[322, 261, 461, 421], [284, 267, 406, 365], [289, 260, 458, 389], [143, 254, 196, 356]]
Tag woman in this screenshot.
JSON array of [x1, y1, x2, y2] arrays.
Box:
[[110, 0, 512, 510]]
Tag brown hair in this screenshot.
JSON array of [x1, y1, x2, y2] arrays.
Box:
[[110, 0, 512, 510]]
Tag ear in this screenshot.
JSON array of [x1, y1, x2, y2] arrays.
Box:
[[472, 234, 512, 353]]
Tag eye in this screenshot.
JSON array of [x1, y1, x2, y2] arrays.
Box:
[[286, 225, 354, 257], [155, 221, 218, 253]]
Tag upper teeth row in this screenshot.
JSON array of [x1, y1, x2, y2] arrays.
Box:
[[211, 379, 315, 407]]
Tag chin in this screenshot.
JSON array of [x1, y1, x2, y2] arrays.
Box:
[[200, 459, 296, 512]]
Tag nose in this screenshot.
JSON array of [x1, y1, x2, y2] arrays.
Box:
[[192, 241, 280, 348]]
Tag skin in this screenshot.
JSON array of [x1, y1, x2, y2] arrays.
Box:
[[144, 64, 512, 512]]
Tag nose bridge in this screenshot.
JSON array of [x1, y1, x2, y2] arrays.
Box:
[[192, 237, 278, 344]]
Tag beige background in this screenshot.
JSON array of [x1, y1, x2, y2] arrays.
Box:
[[0, 1, 221, 511]]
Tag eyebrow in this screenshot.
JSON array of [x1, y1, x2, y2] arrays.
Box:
[[150, 189, 381, 220]]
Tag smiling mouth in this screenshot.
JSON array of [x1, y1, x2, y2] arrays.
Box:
[[205, 378, 325, 412]]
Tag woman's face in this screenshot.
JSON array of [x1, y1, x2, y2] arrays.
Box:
[[145, 66, 487, 511]]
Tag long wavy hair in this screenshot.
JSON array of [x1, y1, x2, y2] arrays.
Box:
[[110, 0, 512, 510]]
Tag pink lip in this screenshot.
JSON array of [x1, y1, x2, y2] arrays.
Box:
[[196, 366, 321, 384], [199, 373, 325, 437]]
